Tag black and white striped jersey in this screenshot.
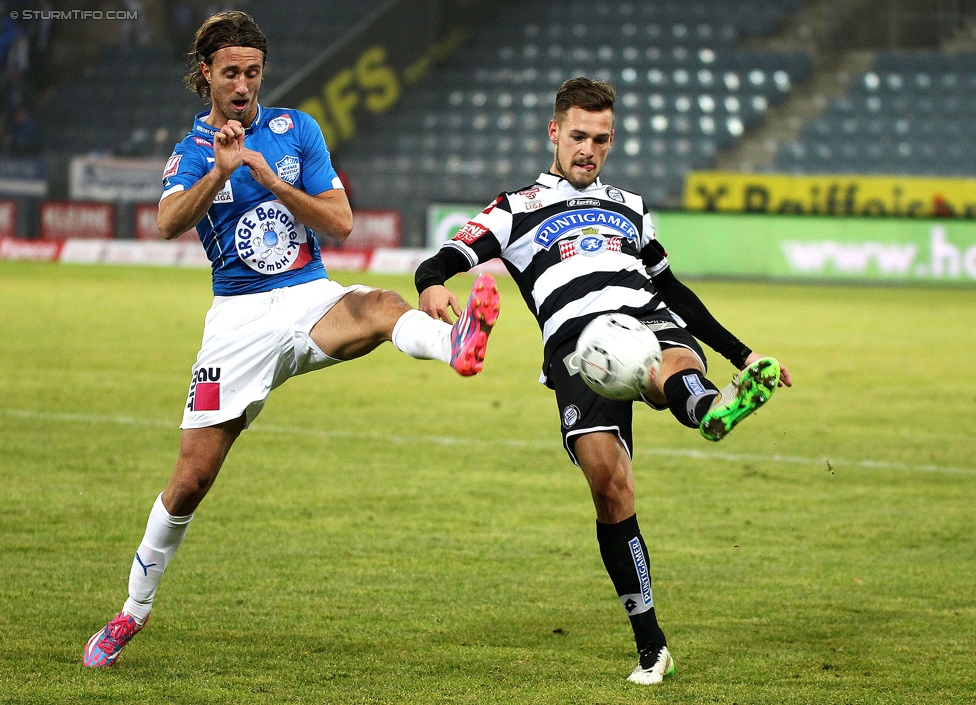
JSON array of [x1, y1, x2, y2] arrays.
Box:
[[441, 172, 675, 381]]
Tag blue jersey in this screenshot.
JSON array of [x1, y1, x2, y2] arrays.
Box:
[[161, 105, 343, 295]]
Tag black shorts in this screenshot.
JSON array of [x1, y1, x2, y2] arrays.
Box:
[[548, 320, 707, 466]]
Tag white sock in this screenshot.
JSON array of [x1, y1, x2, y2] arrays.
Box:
[[391, 309, 452, 364], [123, 493, 194, 624]]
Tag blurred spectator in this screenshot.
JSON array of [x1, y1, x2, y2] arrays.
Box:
[[0, 11, 25, 71], [5, 30, 29, 110], [25, 0, 52, 89], [6, 103, 38, 154], [167, 0, 196, 60], [119, 0, 152, 53]]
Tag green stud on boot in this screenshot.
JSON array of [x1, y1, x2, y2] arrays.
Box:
[[700, 357, 781, 442]]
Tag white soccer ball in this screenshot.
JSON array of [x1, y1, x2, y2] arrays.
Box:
[[576, 313, 663, 401]]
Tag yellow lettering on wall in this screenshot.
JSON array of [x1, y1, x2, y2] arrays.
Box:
[[325, 68, 359, 140], [685, 172, 976, 219], [356, 46, 400, 113]]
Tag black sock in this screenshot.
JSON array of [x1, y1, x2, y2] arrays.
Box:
[[663, 368, 719, 429], [596, 515, 667, 661]]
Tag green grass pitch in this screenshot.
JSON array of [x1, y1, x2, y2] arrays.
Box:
[[1, 260, 974, 704]]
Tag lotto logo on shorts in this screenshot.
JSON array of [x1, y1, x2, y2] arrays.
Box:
[[186, 367, 221, 412]]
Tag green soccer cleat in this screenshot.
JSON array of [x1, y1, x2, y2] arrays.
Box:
[[699, 357, 781, 442]]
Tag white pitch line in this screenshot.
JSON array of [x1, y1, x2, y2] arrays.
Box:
[[2, 407, 974, 477]]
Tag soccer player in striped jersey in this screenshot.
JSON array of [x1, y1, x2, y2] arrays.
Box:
[[415, 77, 792, 685]]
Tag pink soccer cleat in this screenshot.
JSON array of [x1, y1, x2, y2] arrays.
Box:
[[83, 611, 147, 668], [450, 273, 500, 376]]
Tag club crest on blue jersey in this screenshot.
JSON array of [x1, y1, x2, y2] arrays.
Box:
[[268, 113, 294, 134], [275, 155, 300, 184], [235, 200, 312, 274], [534, 208, 638, 249]]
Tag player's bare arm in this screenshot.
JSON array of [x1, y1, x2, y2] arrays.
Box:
[[418, 284, 461, 323], [240, 146, 353, 242], [157, 123, 245, 239]]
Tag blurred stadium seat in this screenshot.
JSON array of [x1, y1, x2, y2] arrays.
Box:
[[38, 2, 373, 159], [774, 51, 976, 178]]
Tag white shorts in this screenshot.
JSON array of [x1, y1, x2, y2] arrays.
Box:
[[181, 278, 369, 429]]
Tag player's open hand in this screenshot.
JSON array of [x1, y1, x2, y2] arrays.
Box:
[[213, 121, 245, 176], [419, 285, 461, 324], [743, 351, 792, 387]]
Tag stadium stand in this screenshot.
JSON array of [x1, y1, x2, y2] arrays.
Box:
[[775, 51, 976, 177], [38, 0, 373, 158], [29, 0, 815, 243], [39, 0, 976, 247], [337, 0, 813, 244]]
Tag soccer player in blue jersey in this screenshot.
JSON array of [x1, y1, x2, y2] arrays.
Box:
[[83, 11, 499, 668]]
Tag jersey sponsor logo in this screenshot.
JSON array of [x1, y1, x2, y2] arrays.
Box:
[[534, 208, 638, 249], [194, 122, 217, 137], [628, 537, 653, 606], [269, 113, 295, 134], [186, 366, 221, 412], [234, 200, 313, 274], [193, 136, 213, 148], [453, 221, 488, 245], [559, 235, 622, 260], [568, 198, 600, 207], [275, 155, 301, 185], [607, 186, 625, 203], [162, 154, 181, 179], [214, 180, 234, 203], [562, 404, 580, 428]]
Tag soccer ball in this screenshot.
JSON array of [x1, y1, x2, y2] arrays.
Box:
[[576, 313, 663, 401]]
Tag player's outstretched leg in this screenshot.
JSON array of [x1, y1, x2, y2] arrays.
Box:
[[83, 611, 147, 668], [450, 273, 500, 376], [699, 357, 780, 442], [627, 645, 676, 685]]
